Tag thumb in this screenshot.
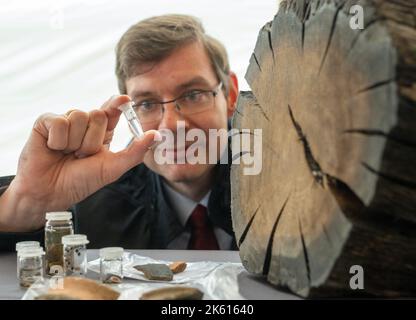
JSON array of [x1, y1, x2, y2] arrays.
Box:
[[107, 130, 160, 177]]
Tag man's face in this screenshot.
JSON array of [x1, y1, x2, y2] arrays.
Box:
[[125, 41, 235, 184]]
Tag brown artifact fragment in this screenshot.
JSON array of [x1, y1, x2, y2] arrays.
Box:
[[141, 286, 203, 300], [169, 261, 187, 274], [45, 277, 120, 300]]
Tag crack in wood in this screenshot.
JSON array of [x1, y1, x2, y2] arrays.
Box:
[[238, 205, 260, 247], [286, 107, 369, 218], [304, 0, 312, 21], [362, 162, 416, 190], [262, 196, 289, 276], [252, 53, 262, 72], [344, 128, 416, 148], [318, 3, 344, 74], [288, 104, 324, 185], [234, 108, 244, 117], [357, 78, 395, 94], [298, 216, 311, 285], [301, 22, 305, 51], [254, 102, 270, 121], [232, 151, 251, 162], [265, 22, 275, 64], [239, 91, 255, 99], [326, 174, 366, 221]]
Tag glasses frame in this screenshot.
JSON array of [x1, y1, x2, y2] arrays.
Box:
[[132, 82, 223, 123]]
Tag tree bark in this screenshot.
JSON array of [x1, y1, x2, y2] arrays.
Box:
[[231, 0, 416, 297]]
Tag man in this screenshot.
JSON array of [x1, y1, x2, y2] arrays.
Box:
[[0, 14, 239, 251]]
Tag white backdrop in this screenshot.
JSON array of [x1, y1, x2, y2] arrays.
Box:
[[0, 0, 278, 176]]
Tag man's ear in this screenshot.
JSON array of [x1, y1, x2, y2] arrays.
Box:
[[226, 71, 239, 118]]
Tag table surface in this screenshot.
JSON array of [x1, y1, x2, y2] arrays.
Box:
[[0, 249, 299, 300]]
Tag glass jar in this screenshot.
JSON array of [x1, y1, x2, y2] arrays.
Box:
[[99, 247, 124, 284], [15, 241, 40, 279], [62, 234, 89, 277], [17, 247, 45, 287], [45, 211, 73, 275]]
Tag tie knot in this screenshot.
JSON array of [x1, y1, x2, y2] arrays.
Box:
[[188, 204, 208, 229]]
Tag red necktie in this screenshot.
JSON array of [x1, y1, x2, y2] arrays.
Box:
[[187, 204, 219, 250]]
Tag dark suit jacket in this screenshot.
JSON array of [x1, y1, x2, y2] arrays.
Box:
[[0, 161, 236, 251]]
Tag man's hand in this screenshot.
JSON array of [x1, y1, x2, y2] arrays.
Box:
[[0, 95, 158, 232]]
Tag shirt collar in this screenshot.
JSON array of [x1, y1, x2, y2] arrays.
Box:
[[162, 181, 211, 227]]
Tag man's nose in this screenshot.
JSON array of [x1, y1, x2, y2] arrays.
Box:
[[158, 103, 183, 132]]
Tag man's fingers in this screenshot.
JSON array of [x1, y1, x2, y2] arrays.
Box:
[[34, 113, 69, 151], [75, 110, 108, 157], [33, 95, 131, 156], [107, 130, 160, 178], [64, 110, 89, 153], [101, 94, 131, 132]]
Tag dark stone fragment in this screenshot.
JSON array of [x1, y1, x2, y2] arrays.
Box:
[[133, 264, 173, 281]]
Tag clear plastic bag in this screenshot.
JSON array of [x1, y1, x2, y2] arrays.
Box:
[[22, 252, 245, 300]]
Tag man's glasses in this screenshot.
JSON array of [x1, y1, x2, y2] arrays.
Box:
[[132, 82, 223, 124]]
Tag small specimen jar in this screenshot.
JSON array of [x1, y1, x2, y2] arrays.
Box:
[[16, 241, 40, 279], [45, 211, 73, 275], [17, 247, 45, 287], [99, 247, 124, 284], [62, 234, 89, 277]]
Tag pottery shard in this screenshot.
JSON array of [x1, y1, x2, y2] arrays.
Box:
[[45, 277, 120, 300], [134, 263, 173, 281], [169, 261, 187, 274], [141, 286, 203, 300]]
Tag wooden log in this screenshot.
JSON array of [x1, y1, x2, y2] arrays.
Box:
[[231, 0, 416, 297]]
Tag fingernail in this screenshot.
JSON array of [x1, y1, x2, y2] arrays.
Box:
[[153, 131, 162, 141]]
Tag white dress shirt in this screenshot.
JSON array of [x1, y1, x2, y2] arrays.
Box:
[[162, 182, 233, 250]]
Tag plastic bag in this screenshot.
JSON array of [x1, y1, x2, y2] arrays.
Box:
[[22, 252, 245, 300]]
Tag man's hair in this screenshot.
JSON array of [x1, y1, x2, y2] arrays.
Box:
[[115, 14, 230, 95]]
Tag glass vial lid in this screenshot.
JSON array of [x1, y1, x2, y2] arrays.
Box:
[[62, 234, 89, 246], [17, 247, 45, 258], [99, 247, 124, 260], [46, 211, 72, 221], [15, 241, 40, 252]]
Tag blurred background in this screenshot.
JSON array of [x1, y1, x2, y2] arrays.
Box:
[[0, 0, 278, 176]]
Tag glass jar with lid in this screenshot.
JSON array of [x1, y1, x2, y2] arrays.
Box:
[[62, 234, 89, 277], [15, 241, 40, 279], [99, 247, 124, 284], [45, 211, 73, 275], [17, 247, 45, 287]]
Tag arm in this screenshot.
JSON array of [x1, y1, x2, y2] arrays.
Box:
[[0, 95, 158, 238], [0, 178, 45, 251]]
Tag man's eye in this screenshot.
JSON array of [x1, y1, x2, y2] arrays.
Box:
[[184, 91, 202, 102], [135, 101, 156, 112]]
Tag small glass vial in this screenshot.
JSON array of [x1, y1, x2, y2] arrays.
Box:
[[100, 247, 124, 284], [62, 234, 89, 277], [45, 211, 74, 275], [16, 241, 40, 280], [17, 247, 45, 287]]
